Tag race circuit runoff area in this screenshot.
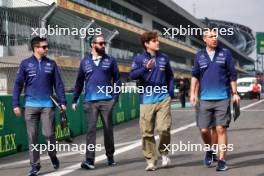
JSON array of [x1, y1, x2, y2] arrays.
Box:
[[0, 99, 264, 176]]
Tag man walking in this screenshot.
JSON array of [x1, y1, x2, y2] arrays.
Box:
[[193, 82, 218, 164], [12, 36, 66, 176], [72, 35, 121, 169], [190, 28, 240, 171], [130, 31, 174, 171], [179, 79, 186, 108], [252, 82, 261, 100]]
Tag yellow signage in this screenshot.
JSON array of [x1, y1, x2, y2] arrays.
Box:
[[118, 65, 130, 73], [0, 101, 5, 130], [55, 123, 70, 140], [54, 57, 80, 68], [0, 133, 16, 153]]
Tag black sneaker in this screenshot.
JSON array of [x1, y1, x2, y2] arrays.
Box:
[[81, 159, 95, 170], [28, 164, 41, 176], [216, 160, 228, 171], [51, 156, 60, 169], [203, 151, 213, 167], [107, 157, 116, 166], [212, 153, 218, 162]]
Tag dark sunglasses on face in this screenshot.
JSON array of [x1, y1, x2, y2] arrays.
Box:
[[93, 42, 106, 46], [37, 45, 49, 49]]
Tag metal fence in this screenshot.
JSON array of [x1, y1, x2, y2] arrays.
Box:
[[0, 0, 118, 94]]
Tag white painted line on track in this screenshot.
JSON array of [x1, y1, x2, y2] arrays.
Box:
[[0, 99, 263, 173], [0, 140, 140, 169], [43, 122, 196, 176]]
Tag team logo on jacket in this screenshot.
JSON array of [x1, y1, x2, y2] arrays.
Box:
[[200, 54, 205, 59], [218, 52, 224, 57], [131, 62, 137, 69], [142, 58, 148, 67], [160, 57, 165, 61], [84, 60, 92, 72], [28, 63, 34, 67], [143, 58, 148, 64], [102, 60, 111, 68], [46, 63, 51, 66]]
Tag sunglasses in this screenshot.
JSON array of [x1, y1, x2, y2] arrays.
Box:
[[37, 45, 49, 49], [93, 42, 106, 46]]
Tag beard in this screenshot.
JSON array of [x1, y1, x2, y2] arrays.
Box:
[[95, 47, 105, 55]]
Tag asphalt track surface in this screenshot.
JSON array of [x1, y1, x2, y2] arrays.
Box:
[[0, 99, 264, 176]]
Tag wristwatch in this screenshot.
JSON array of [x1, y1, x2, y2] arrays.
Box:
[[232, 92, 239, 96]]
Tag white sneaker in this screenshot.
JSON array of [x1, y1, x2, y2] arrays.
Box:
[[145, 163, 157, 171], [161, 155, 171, 167]]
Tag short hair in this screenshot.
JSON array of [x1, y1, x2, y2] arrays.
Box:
[[141, 31, 158, 50], [203, 27, 218, 37], [31, 36, 47, 51], [89, 35, 105, 47]]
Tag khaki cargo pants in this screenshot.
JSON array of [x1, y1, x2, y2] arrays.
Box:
[[139, 96, 172, 164]]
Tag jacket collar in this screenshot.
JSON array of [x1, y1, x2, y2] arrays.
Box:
[[32, 54, 47, 62], [143, 51, 160, 59]]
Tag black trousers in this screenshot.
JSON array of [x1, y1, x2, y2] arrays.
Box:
[[180, 95, 186, 108], [83, 100, 116, 161]]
